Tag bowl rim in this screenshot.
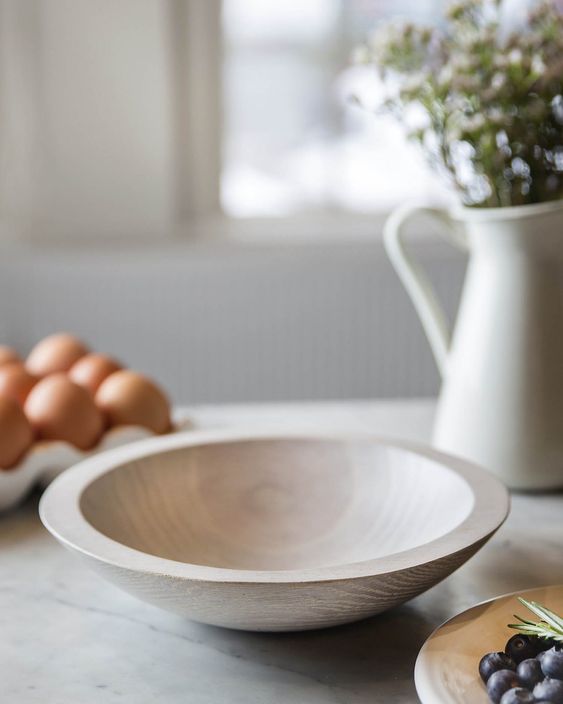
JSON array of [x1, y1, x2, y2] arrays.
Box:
[[39, 429, 510, 585]]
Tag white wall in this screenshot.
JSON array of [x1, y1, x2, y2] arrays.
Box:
[[0, 0, 176, 240], [0, 240, 464, 403]]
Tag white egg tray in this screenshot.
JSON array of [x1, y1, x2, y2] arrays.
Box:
[[0, 417, 193, 512]]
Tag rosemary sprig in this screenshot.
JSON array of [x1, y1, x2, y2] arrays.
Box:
[[508, 598, 563, 643]]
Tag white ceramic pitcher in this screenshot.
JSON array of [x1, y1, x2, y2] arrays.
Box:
[[384, 199, 563, 490]]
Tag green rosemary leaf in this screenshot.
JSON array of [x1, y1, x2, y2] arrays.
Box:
[[508, 623, 542, 634], [532, 603, 563, 631], [509, 598, 563, 643], [512, 614, 537, 626], [518, 598, 563, 634]]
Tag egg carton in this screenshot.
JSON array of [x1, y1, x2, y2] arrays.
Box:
[[0, 416, 193, 512]]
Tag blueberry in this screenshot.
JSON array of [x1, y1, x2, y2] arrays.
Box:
[[541, 647, 563, 680], [487, 670, 521, 704], [536, 638, 558, 653], [517, 657, 543, 689], [480, 652, 517, 683], [534, 678, 563, 704], [505, 635, 538, 664], [499, 688, 535, 704]]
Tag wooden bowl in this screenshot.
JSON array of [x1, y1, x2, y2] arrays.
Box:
[[39, 430, 509, 631]]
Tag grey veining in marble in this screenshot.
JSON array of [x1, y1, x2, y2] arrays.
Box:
[[1, 401, 562, 703]]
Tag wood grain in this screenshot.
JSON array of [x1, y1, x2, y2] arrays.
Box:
[[40, 430, 509, 631]]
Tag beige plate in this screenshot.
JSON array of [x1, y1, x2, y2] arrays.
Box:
[[415, 584, 563, 704]]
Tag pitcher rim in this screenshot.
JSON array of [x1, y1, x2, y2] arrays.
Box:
[[450, 198, 563, 222]]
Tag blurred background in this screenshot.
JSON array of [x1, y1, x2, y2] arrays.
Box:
[[0, 0, 468, 403]]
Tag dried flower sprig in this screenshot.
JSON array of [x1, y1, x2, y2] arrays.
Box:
[[356, 0, 563, 207], [508, 597, 563, 642]]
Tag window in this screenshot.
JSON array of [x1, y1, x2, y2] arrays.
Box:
[[0, 0, 450, 242], [222, 0, 450, 218]]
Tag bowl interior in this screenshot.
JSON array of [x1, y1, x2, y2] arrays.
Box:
[[80, 438, 475, 571]]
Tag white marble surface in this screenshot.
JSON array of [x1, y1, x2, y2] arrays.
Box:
[[1, 400, 562, 703]]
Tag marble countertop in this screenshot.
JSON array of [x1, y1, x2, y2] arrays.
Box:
[[2, 400, 562, 703]]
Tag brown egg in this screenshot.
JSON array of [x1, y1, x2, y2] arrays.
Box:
[[26, 333, 89, 377], [95, 370, 171, 434], [69, 354, 122, 395], [0, 363, 38, 405], [24, 374, 104, 450], [0, 396, 34, 469], [0, 345, 20, 367]]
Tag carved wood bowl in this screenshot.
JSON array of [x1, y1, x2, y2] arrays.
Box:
[[39, 430, 509, 631]]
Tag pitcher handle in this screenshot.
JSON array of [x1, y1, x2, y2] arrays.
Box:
[[383, 203, 464, 378]]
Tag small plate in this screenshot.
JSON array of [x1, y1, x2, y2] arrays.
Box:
[[415, 584, 563, 704]]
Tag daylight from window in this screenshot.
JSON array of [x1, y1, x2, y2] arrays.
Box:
[[221, 0, 451, 217]]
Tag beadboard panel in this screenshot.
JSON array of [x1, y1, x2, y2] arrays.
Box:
[[0, 242, 464, 403]]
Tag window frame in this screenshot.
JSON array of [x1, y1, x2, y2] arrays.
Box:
[[3, 0, 433, 247], [168, 0, 222, 222], [162, 0, 403, 244]]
